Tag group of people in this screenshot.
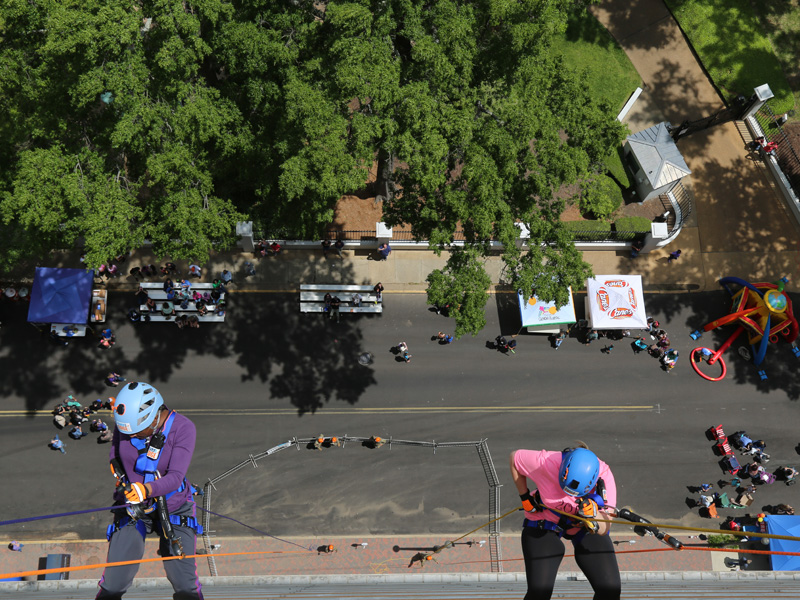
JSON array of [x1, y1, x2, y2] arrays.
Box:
[[322, 283, 383, 322], [50, 394, 114, 449], [321, 238, 345, 258], [631, 318, 678, 370], [254, 239, 282, 257], [129, 272, 229, 325]]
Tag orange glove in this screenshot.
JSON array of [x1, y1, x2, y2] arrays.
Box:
[[577, 498, 599, 519], [520, 490, 537, 512], [124, 482, 148, 504]]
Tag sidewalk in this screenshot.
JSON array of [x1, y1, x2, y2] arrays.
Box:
[[0, 532, 727, 582], [591, 0, 800, 293]]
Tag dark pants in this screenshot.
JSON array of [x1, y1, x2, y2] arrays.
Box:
[[97, 502, 203, 600], [521, 527, 620, 600]]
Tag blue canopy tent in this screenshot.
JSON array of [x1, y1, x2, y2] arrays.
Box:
[[767, 515, 800, 571], [27, 267, 94, 325]]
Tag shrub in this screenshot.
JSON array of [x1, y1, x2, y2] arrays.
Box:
[[563, 219, 613, 241], [579, 174, 623, 220], [706, 534, 738, 547], [614, 216, 652, 232]]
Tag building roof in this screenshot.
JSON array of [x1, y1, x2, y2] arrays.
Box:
[[627, 122, 691, 188]]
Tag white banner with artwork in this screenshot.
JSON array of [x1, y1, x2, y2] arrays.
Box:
[[518, 289, 576, 328], [585, 275, 648, 329]]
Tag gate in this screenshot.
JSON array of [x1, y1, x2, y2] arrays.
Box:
[[669, 94, 759, 142]]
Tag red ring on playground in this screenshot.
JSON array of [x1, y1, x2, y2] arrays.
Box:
[[691, 348, 727, 382]]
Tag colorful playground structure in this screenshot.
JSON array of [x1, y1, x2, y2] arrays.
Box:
[[691, 277, 798, 382]]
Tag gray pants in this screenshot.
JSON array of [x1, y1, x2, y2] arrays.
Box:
[[96, 502, 203, 600]]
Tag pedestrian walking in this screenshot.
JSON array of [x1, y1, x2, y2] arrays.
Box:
[[601, 345, 614, 354], [437, 331, 454, 344], [377, 243, 392, 260], [69, 425, 88, 440], [667, 249, 681, 264], [584, 330, 599, 345], [373, 282, 384, 302], [554, 330, 566, 349], [397, 342, 411, 362], [321, 239, 331, 257], [97, 382, 203, 600], [244, 262, 256, 277], [8, 541, 23, 552], [129, 267, 143, 280], [188, 264, 202, 278], [106, 372, 125, 387], [334, 239, 345, 258], [330, 296, 341, 322], [220, 269, 233, 287], [49, 435, 66, 454], [510, 445, 620, 600]]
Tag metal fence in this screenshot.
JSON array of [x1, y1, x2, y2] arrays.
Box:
[[257, 225, 648, 244], [199, 436, 503, 575], [668, 181, 693, 234], [752, 104, 800, 198]]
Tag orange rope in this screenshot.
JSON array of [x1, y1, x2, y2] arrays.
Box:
[[0, 550, 308, 580], [441, 545, 800, 566]]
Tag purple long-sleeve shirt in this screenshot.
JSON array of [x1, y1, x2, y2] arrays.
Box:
[[110, 411, 196, 512]]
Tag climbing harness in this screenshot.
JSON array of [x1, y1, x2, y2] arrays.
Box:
[[109, 410, 197, 556]]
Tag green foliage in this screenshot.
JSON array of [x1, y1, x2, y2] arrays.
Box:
[[603, 146, 631, 189], [706, 534, 738, 547], [578, 174, 623, 220], [426, 246, 492, 338], [665, 0, 795, 114], [0, 0, 245, 270], [614, 216, 652, 232], [0, 0, 629, 298], [552, 10, 641, 112]]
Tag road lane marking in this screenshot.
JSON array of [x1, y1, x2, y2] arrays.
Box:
[[3, 405, 656, 417]]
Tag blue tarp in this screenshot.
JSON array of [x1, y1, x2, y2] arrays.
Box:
[[27, 267, 94, 325], [767, 515, 800, 571]]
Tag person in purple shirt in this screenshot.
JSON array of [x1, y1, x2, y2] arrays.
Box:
[[96, 382, 203, 600]]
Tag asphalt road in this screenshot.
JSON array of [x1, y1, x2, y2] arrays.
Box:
[[1, 290, 799, 541]]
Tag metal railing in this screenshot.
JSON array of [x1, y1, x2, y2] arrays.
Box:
[[667, 181, 693, 235], [257, 225, 648, 244], [752, 104, 800, 198], [201, 436, 504, 574]]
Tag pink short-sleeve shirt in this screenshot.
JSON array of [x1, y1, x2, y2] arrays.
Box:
[[513, 449, 617, 529]]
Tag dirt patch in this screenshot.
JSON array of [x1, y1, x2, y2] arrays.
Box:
[[330, 165, 664, 231]]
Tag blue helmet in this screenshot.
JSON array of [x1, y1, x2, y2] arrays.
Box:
[[113, 382, 164, 435], [559, 448, 600, 497]]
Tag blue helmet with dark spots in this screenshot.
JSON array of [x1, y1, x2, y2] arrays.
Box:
[[559, 448, 600, 497]]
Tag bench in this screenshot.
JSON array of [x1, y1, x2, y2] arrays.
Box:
[[141, 313, 226, 323], [299, 284, 382, 314]]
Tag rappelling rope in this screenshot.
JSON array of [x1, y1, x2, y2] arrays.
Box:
[[0, 550, 309, 580]]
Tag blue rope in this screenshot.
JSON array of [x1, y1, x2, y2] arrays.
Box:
[[0, 505, 123, 527], [0, 504, 313, 553], [197, 507, 313, 552]]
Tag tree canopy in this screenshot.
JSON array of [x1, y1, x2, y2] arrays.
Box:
[[1, 0, 626, 333]]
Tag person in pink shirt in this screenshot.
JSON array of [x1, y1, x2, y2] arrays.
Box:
[[510, 445, 620, 600]]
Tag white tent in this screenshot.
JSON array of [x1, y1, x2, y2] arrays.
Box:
[[585, 275, 648, 330]]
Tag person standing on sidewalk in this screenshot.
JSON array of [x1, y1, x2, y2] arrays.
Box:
[[510, 446, 620, 600], [667, 249, 681, 264], [97, 382, 203, 600], [334, 239, 345, 258], [377, 243, 392, 260]]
